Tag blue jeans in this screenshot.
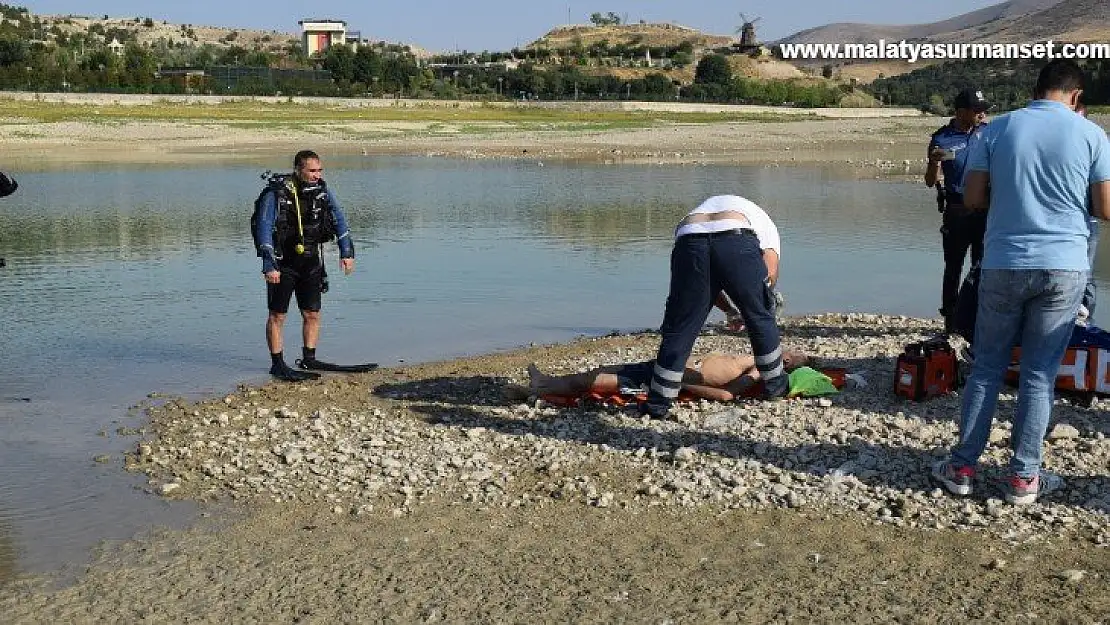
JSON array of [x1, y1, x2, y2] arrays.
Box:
[[1083, 219, 1098, 317], [952, 269, 1085, 478]]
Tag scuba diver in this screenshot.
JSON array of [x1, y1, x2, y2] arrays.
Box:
[[252, 150, 376, 382]]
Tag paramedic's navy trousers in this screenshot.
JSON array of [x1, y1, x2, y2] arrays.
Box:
[[643, 229, 787, 418]]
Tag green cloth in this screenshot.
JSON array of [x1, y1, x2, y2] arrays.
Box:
[[787, 366, 839, 398]]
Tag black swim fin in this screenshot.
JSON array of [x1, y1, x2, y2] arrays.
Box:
[[296, 358, 379, 373], [270, 362, 321, 382]]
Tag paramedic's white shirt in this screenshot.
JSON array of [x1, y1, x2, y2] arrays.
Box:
[[674, 195, 781, 257]]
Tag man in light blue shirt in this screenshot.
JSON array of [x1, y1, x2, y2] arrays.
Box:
[[933, 60, 1110, 505]]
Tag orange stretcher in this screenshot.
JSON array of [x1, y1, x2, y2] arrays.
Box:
[[541, 367, 848, 408]]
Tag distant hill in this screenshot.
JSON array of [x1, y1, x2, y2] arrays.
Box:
[[936, 0, 1110, 43], [777, 0, 1064, 45], [26, 11, 431, 56], [777, 0, 1110, 83], [528, 23, 733, 51], [35, 13, 298, 53]]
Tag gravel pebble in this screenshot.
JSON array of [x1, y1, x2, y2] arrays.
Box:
[[125, 314, 1110, 546]]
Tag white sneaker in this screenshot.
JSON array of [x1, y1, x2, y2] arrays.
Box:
[[1077, 305, 1090, 327]]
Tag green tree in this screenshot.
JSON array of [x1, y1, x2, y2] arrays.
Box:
[[925, 93, 947, 115], [0, 37, 28, 66], [642, 73, 673, 99], [589, 12, 622, 26], [218, 45, 247, 66], [694, 54, 731, 86], [79, 48, 116, 72], [121, 42, 155, 90], [243, 50, 271, 67], [323, 44, 355, 81]]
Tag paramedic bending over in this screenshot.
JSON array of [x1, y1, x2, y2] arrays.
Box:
[[642, 195, 787, 419]]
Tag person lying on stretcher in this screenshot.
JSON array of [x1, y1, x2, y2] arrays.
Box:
[[522, 349, 812, 402]]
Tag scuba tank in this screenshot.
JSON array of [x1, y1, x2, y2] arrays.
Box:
[[252, 171, 336, 260]]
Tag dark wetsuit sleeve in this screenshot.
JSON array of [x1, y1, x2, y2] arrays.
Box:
[[327, 189, 355, 259], [256, 190, 279, 273]]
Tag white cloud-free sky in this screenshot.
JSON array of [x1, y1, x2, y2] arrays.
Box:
[[20, 0, 1012, 52]]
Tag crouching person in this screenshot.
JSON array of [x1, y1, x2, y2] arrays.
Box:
[[642, 195, 788, 419]]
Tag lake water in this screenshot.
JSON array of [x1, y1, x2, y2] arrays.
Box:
[[3, 156, 1109, 581]]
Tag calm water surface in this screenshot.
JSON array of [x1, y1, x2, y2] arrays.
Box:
[[3, 157, 1109, 581]]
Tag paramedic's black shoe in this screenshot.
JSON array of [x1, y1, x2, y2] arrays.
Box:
[[270, 362, 320, 382], [639, 397, 671, 420], [762, 375, 789, 401], [940, 308, 956, 335]]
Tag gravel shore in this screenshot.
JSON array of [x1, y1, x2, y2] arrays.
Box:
[[3, 314, 1106, 622]]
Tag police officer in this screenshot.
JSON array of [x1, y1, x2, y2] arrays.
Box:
[[925, 88, 990, 334], [254, 150, 355, 382], [642, 195, 788, 419]]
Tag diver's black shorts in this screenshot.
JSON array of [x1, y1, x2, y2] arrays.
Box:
[[267, 260, 325, 314]]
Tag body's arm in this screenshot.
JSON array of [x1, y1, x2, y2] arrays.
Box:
[[681, 384, 740, 401], [963, 171, 990, 212]]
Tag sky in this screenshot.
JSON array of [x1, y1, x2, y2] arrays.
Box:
[[20, 0, 1013, 52]]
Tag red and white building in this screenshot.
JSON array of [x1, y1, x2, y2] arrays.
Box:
[[298, 18, 347, 56]]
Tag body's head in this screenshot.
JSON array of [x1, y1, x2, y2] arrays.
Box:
[[782, 350, 810, 371], [953, 88, 990, 129], [1033, 59, 1085, 110], [293, 150, 323, 185]]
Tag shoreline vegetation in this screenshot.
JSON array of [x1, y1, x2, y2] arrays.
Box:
[[1, 93, 1103, 173], [2, 315, 1108, 621], [0, 92, 942, 175], [1, 97, 1107, 621]]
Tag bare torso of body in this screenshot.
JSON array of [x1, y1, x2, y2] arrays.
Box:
[[685, 353, 754, 388]]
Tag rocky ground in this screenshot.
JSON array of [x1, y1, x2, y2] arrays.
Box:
[[2, 314, 1107, 622]]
